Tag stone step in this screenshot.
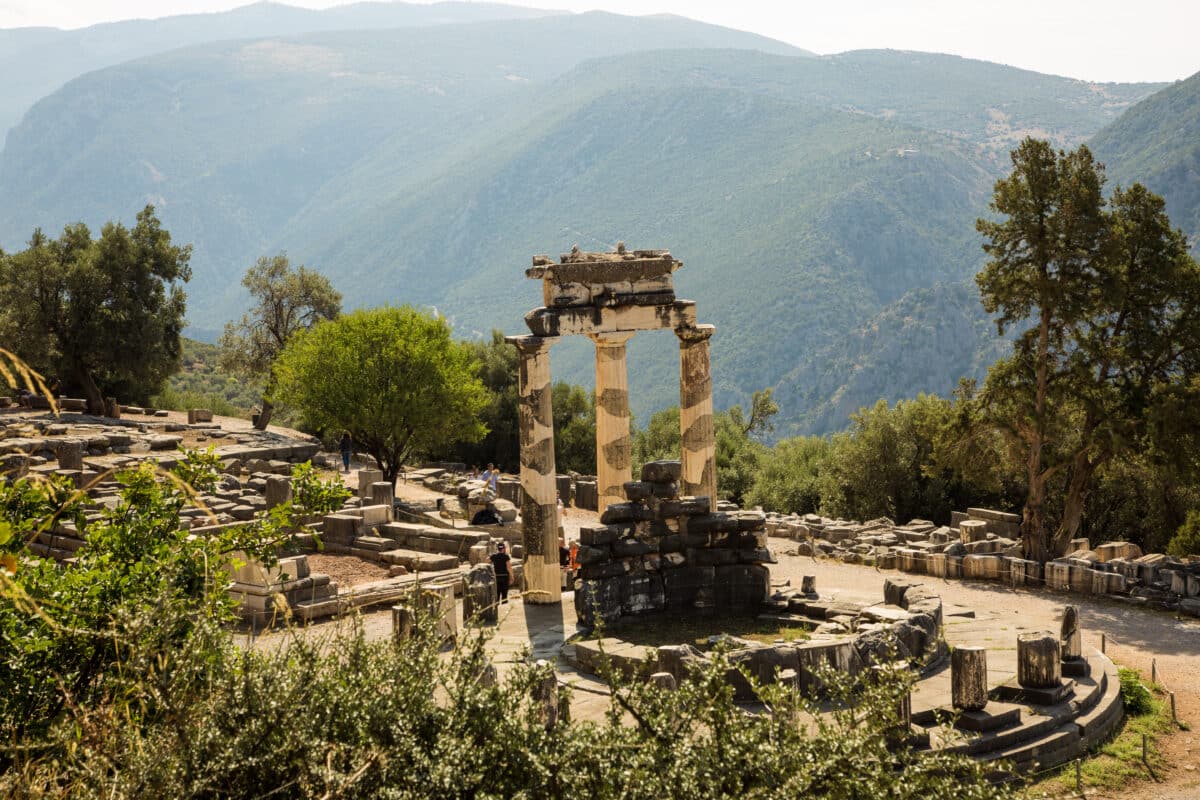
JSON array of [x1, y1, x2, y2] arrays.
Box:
[[379, 549, 460, 572]]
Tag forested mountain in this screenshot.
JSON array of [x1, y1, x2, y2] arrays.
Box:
[[0, 1, 561, 137], [0, 7, 1170, 434], [1091, 71, 1200, 252]]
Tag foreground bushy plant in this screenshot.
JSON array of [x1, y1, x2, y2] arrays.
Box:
[[0, 463, 283, 758], [290, 461, 351, 516], [1, 461, 1013, 799], [3, 618, 1014, 800], [171, 445, 223, 493]]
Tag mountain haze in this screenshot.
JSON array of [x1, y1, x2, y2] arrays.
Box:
[[0, 8, 1171, 433], [1091, 71, 1200, 252], [0, 1, 564, 137]]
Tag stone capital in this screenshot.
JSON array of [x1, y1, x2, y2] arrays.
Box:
[[675, 323, 715, 345], [587, 331, 636, 348], [506, 334, 559, 355]]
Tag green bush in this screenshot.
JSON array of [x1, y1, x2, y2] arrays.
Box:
[[289, 461, 351, 516], [1167, 510, 1200, 559], [745, 435, 829, 514], [1, 458, 1014, 798], [1118, 667, 1155, 715], [152, 384, 246, 418], [170, 445, 223, 493]]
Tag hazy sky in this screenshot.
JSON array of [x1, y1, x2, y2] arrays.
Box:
[[0, 0, 1195, 84]]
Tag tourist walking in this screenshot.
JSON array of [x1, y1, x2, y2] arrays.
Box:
[[339, 432, 352, 473], [490, 542, 513, 603]]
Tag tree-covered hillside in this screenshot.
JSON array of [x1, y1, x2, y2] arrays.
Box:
[[0, 11, 1167, 434], [0, 1, 563, 137], [1091, 70, 1200, 252]]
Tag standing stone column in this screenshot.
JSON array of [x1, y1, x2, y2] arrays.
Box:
[[1060, 606, 1082, 661], [951, 646, 988, 711], [1017, 633, 1062, 688], [370, 481, 394, 518], [510, 335, 561, 604], [588, 331, 634, 514], [56, 440, 84, 471], [675, 324, 717, 503]]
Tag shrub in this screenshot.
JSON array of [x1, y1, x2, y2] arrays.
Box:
[[1118, 667, 1155, 715], [1167, 510, 1200, 559], [289, 461, 351, 516], [170, 445, 223, 493]]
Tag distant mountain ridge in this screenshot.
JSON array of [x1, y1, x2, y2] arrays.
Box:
[[0, 1, 565, 137], [1091, 71, 1200, 253], [0, 7, 1175, 435]]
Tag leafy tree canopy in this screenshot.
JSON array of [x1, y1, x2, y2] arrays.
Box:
[[273, 306, 489, 483], [973, 138, 1200, 560], [218, 253, 341, 429], [0, 206, 190, 411]]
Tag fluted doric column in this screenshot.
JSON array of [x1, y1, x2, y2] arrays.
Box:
[[589, 331, 635, 514], [676, 324, 716, 503], [509, 335, 561, 604]]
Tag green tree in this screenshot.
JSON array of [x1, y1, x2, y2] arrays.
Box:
[[273, 307, 488, 483], [455, 330, 522, 470], [975, 139, 1200, 560], [218, 254, 341, 429], [1167, 510, 1200, 559], [632, 391, 776, 504], [632, 406, 681, 471], [746, 436, 830, 515], [819, 395, 961, 524], [0, 206, 190, 412], [553, 382, 597, 475]]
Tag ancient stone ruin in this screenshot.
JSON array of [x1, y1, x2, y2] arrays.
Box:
[[509, 244, 771, 617]]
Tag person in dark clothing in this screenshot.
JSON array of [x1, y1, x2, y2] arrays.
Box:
[[339, 432, 352, 473], [490, 542, 513, 603], [471, 505, 503, 526], [559, 538, 570, 568]]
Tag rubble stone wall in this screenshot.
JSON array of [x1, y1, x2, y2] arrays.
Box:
[[573, 460, 773, 627], [767, 507, 1200, 617]]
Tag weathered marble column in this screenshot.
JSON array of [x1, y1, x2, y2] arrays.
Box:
[[676, 324, 717, 502], [951, 646, 988, 711], [1017, 633, 1061, 688], [509, 335, 561, 604], [588, 331, 634, 514]]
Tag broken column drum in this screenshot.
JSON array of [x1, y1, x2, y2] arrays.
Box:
[[951, 646, 988, 711], [509, 244, 721, 604], [1018, 633, 1062, 688]]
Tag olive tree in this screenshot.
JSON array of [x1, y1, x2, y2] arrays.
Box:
[[0, 206, 190, 412], [273, 306, 488, 483], [218, 253, 341, 429]]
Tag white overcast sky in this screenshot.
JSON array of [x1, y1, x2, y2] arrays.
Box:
[[0, 0, 1195, 84]]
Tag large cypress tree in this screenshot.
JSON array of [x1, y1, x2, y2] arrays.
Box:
[[975, 139, 1200, 560]]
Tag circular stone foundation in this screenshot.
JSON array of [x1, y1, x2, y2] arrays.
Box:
[[566, 575, 1124, 774]]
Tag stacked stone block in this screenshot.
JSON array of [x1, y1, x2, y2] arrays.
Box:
[[573, 459, 772, 627]]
